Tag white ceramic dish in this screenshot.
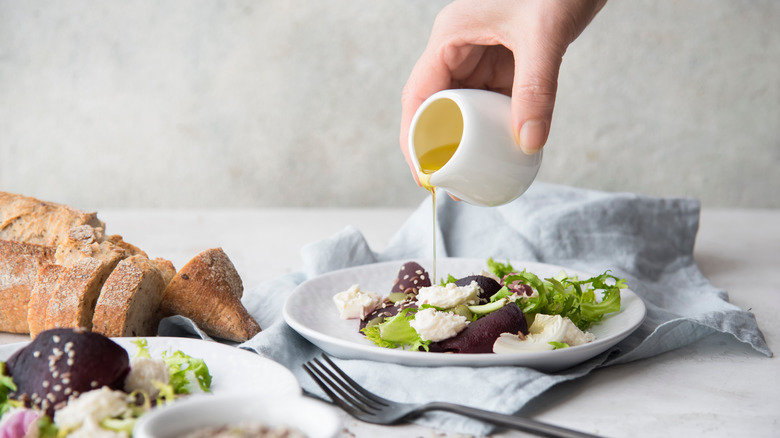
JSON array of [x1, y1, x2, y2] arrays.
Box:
[[134, 392, 340, 438], [0, 337, 301, 397], [283, 258, 646, 372]]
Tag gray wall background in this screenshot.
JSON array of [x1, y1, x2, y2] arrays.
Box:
[[1, 0, 778, 210]]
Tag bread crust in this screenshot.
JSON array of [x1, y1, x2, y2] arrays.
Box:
[[0, 240, 55, 333], [0, 192, 104, 248], [27, 264, 65, 338], [161, 248, 260, 342]]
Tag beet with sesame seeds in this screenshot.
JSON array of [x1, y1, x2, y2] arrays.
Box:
[[5, 328, 130, 417], [390, 261, 432, 296]]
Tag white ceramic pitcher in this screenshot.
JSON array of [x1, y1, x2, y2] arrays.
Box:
[[408, 89, 543, 206]]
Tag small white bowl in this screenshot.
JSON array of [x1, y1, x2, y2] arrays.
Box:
[[134, 392, 340, 438]]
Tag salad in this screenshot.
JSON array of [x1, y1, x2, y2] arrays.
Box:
[[332, 259, 626, 354], [0, 328, 212, 437]]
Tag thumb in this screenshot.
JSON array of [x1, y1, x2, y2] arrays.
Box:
[[511, 46, 564, 155]]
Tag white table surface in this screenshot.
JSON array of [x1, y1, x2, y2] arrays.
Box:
[[1, 208, 777, 438]]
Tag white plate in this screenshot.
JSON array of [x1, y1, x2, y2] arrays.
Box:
[[283, 258, 646, 372], [0, 336, 301, 397]]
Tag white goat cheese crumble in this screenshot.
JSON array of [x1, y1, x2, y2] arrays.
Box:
[[54, 387, 129, 434], [415, 281, 481, 309], [332, 284, 382, 320], [409, 308, 469, 342], [493, 314, 595, 353], [124, 357, 170, 398]]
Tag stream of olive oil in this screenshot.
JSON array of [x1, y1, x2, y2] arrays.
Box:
[[417, 143, 459, 284]]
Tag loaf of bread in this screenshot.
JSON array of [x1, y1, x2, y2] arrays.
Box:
[[0, 192, 104, 248], [161, 248, 261, 342], [1, 191, 262, 341]]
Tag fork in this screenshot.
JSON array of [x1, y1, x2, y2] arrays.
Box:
[[302, 355, 601, 438]]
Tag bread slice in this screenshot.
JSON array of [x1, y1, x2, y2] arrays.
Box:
[[0, 240, 55, 333], [0, 192, 105, 248], [27, 264, 65, 338], [46, 257, 117, 333], [151, 257, 176, 286], [92, 255, 166, 337], [161, 248, 261, 342]]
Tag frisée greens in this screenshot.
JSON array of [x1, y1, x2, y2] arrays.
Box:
[[487, 259, 625, 331]]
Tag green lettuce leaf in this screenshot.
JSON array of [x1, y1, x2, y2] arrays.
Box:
[[502, 266, 625, 331], [162, 351, 213, 394], [1, 361, 20, 417], [439, 274, 458, 286], [131, 338, 152, 359], [362, 307, 430, 351], [487, 258, 516, 279], [549, 342, 570, 349]]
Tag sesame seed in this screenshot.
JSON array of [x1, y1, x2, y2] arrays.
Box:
[[53, 385, 62, 392], [52, 371, 59, 378], [42, 381, 50, 388], [90, 381, 99, 388], [64, 342, 74, 352], [64, 388, 72, 395], [67, 359, 74, 366], [33, 351, 41, 358], [46, 393, 56, 402], [416, 270, 423, 275], [52, 335, 60, 343]]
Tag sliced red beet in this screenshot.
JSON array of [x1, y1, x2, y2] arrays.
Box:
[[429, 302, 528, 354], [358, 300, 417, 333], [6, 328, 130, 417], [455, 275, 501, 304]]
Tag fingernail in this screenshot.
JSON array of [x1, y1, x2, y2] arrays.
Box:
[[517, 119, 548, 154]]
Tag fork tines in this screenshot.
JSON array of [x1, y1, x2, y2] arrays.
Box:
[[302, 355, 388, 417]]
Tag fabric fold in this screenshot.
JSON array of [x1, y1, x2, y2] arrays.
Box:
[[162, 183, 771, 436]]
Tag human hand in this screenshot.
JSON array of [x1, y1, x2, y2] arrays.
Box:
[[400, 0, 606, 181]]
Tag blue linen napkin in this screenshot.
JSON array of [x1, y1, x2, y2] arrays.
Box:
[[161, 182, 772, 436]]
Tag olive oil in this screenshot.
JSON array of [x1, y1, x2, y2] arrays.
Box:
[[416, 143, 459, 284], [418, 143, 459, 176]]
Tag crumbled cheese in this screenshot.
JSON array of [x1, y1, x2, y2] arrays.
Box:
[[415, 281, 481, 309], [556, 316, 596, 346], [124, 357, 170, 398], [493, 314, 595, 353], [54, 387, 129, 432], [527, 314, 595, 345], [409, 308, 469, 342], [332, 284, 382, 320]]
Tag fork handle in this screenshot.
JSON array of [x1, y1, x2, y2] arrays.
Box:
[[424, 402, 602, 438]]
